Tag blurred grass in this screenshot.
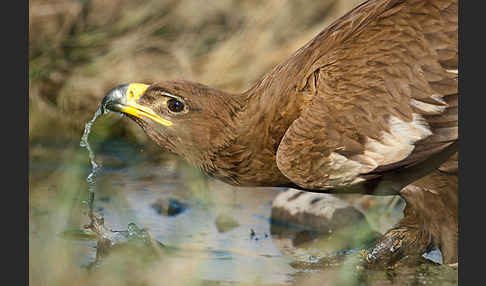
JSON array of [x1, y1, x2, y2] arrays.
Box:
[[28, 1, 400, 286], [29, 0, 363, 146]]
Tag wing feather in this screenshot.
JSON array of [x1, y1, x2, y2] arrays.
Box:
[[275, 0, 458, 190]]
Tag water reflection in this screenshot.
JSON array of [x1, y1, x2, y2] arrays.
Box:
[[90, 159, 297, 284], [29, 137, 457, 285]]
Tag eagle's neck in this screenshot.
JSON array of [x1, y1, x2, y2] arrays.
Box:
[[198, 75, 304, 187]]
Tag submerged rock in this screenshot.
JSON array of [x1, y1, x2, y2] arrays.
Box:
[[271, 189, 369, 232], [270, 189, 379, 249], [215, 214, 240, 233], [151, 197, 187, 216]]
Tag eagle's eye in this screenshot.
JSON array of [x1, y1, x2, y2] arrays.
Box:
[[167, 98, 185, 113]]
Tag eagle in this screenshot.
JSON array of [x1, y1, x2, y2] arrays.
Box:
[[101, 0, 458, 265]]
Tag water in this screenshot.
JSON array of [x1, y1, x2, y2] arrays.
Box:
[[72, 108, 299, 283], [89, 166, 298, 284], [28, 110, 457, 285], [79, 106, 107, 219]]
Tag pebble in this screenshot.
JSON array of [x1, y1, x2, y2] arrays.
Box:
[[214, 214, 240, 233], [150, 197, 187, 216]]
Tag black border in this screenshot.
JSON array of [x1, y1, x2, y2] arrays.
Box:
[[12, 0, 28, 285], [23, 0, 471, 285], [458, 0, 476, 285]]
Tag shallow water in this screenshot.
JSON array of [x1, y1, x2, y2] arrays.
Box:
[[87, 162, 297, 283], [29, 131, 458, 286], [31, 135, 299, 284]]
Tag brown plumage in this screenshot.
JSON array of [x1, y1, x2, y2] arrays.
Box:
[[103, 0, 458, 265]]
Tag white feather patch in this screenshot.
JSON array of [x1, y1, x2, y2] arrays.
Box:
[[325, 114, 432, 185], [362, 114, 432, 168], [326, 152, 363, 182]]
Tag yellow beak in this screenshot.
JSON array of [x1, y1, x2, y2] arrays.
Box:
[[105, 83, 173, 127]]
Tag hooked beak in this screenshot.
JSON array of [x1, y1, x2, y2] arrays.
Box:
[[102, 83, 172, 127]]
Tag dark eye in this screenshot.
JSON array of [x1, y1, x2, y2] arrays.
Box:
[[167, 98, 185, 113]]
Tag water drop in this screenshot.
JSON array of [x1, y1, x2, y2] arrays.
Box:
[[80, 106, 105, 216]]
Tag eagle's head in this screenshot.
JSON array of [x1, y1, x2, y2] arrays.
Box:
[[102, 81, 241, 166]]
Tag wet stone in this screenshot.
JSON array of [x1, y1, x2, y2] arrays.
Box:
[[270, 189, 379, 249], [151, 197, 187, 216], [214, 214, 240, 233], [271, 189, 370, 232]]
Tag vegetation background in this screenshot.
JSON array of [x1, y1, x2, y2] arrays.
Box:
[[29, 1, 366, 285], [30, 1, 457, 286], [29, 0, 362, 148]]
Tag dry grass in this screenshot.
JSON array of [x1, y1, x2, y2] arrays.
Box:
[[29, 0, 362, 145]]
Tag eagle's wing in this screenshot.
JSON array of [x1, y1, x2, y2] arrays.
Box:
[[275, 0, 458, 191]]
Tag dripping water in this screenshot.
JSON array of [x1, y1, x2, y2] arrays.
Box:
[[80, 105, 109, 223]]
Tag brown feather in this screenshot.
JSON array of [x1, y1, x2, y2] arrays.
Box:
[[271, 0, 458, 190], [108, 0, 459, 266], [118, 0, 458, 192]]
